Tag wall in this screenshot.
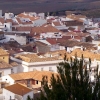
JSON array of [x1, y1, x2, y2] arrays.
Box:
[[92, 40, 100, 45], [10, 56, 64, 73], [3, 88, 15, 100], [37, 45, 50, 53], [50, 44, 60, 51], [29, 63, 58, 73], [12, 66, 18, 74], [23, 91, 34, 100], [2, 75, 15, 85], [15, 35, 26, 45], [4, 23, 12, 32], [0, 34, 4, 40], [87, 29, 100, 34], [38, 13, 45, 19], [3, 68, 11, 76], [4, 34, 26, 45], [33, 19, 47, 26], [0, 54, 9, 63], [59, 46, 65, 50], [0, 68, 11, 82], [21, 65, 29, 72], [5, 13, 14, 19]]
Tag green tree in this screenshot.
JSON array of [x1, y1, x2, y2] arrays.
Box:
[[27, 95, 31, 100], [38, 56, 100, 100]]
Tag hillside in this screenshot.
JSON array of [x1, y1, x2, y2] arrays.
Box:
[[0, 0, 100, 14]]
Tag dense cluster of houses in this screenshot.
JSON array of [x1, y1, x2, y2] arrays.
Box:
[[0, 9, 100, 99]]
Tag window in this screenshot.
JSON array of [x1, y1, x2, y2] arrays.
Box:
[[0, 73, 2, 77], [3, 57, 4, 59], [1, 83, 5, 88], [49, 67, 52, 71], [41, 68, 43, 71], [11, 69, 13, 73], [36, 81, 38, 84], [33, 68, 36, 71]]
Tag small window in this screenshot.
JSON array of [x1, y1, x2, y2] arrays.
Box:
[[1, 83, 5, 88], [33, 68, 36, 71], [49, 67, 52, 71], [3, 57, 4, 59], [41, 68, 43, 71], [36, 81, 38, 84], [0, 73, 2, 77]]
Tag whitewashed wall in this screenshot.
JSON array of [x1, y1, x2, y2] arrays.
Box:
[[4, 23, 12, 32], [4, 34, 26, 45], [23, 91, 33, 100], [1, 68, 11, 76], [3, 88, 15, 100], [2, 75, 14, 85], [29, 63, 58, 73], [10, 56, 63, 73]]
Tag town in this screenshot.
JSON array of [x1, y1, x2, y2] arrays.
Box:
[[0, 10, 100, 99]]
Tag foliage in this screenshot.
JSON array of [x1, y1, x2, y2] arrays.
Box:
[[38, 56, 100, 100], [27, 95, 32, 100]]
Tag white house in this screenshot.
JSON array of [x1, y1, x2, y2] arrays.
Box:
[[16, 12, 47, 27], [3, 83, 33, 100], [10, 51, 64, 73], [5, 13, 14, 19], [2, 70, 58, 89], [4, 32, 27, 45]]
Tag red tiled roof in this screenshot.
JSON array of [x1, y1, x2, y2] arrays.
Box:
[[4, 83, 32, 96], [46, 38, 57, 45], [17, 13, 39, 21], [5, 19, 13, 23], [15, 26, 32, 31], [30, 25, 59, 35], [53, 21, 61, 26], [16, 18, 33, 25], [0, 18, 5, 24]]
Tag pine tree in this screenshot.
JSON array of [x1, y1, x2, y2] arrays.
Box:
[[38, 56, 100, 100], [27, 95, 31, 100]]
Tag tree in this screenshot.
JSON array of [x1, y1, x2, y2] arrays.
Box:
[[27, 95, 32, 100], [38, 56, 100, 100]]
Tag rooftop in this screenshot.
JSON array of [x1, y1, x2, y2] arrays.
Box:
[[0, 48, 9, 56], [9, 71, 58, 83], [4, 83, 33, 96], [15, 53, 60, 63], [0, 59, 12, 69]]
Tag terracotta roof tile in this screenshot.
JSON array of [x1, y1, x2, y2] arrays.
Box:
[[64, 20, 83, 26], [16, 18, 33, 25], [53, 21, 61, 26], [15, 53, 61, 63], [5, 19, 13, 23], [9, 60, 19, 67], [9, 71, 58, 83], [0, 18, 5, 24], [30, 25, 59, 35], [15, 26, 32, 31], [0, 59, 12, 69], [46, 38, 57, 45], [4, 83, 32, 96], [0, 48, 9, 55], [71, 49, 100, 61], [17, 13, 39, 21]]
